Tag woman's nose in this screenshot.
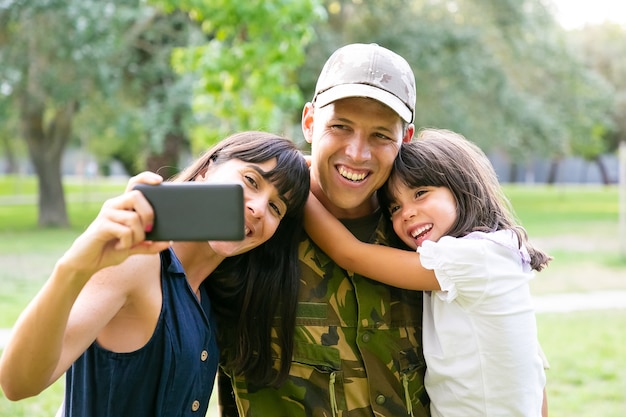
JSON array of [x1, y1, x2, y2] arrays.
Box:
[[246, 194, 267, 218]]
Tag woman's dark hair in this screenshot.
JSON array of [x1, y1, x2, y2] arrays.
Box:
[[172, 131, 310, 386], [377, 128, 551, 272]]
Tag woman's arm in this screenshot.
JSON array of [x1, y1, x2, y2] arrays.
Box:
[[0, 172, 171, 400], [304, 193, 440, 291]]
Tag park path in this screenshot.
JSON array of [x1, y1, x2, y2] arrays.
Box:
[[1, 290, 626, 349]]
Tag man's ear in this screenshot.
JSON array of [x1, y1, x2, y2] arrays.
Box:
[[403, 123, 415, 143], [301, 102, 315, 144]]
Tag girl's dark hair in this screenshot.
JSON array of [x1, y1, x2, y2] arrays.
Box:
[[172, 131, 310, 386], [377, 128, 551, 272]]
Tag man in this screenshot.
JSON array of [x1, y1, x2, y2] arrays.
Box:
[[220, 43, 429, 417]]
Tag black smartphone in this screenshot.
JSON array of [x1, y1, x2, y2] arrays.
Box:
[[133, 182, 244, 241]]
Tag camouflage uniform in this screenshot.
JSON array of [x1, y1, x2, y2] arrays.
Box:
[[221, 213, 430, 417]]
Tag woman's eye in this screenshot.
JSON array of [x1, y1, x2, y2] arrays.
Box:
[[269, 202, 282, 217], [245, 175, 258, 189]]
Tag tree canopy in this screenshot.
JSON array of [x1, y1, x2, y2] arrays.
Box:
[[0, 0, 623, 227]]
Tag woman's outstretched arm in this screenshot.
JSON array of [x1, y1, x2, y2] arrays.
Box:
[[0, 172, 171, 400]]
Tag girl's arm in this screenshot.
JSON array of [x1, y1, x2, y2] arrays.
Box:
[[0, 173, 171, 400], [304, 193, 440, 291]]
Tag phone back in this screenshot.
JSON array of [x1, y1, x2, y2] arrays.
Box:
[[134, 183, 244, 241]]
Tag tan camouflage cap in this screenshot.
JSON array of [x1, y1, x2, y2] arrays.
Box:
[[312, 43, 416, 123]]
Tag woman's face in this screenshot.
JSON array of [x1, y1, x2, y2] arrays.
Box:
[[197, 157, 286, 257]]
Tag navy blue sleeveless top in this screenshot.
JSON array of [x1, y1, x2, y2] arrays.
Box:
[[63, 248, 219, 417]]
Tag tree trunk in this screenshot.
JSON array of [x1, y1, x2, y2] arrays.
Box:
[[508, 161, 519, 183], [593, 156, 611, 185], [20, 95, 76, 227], [546, 158, 560, 185], [146, 130, 185, 179], [1, 135, 19, 174], [146, 110, 187, 179]]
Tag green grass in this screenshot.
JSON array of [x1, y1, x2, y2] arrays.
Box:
[[504, 185, 619, 236], [0, 177, 625, 416], [0, 174, 124, 196], [537, 310, 626, 417]]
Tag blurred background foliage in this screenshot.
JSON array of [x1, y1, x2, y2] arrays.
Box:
[[0, 0, 624, 227]]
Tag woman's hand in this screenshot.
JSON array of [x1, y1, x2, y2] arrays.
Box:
[[60, 172, 171, 276]]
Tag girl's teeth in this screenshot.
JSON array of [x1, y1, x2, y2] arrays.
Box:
[[411, 224, 432, 238]]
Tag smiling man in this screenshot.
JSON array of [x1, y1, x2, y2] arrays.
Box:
[[219, 43, 429, 417]]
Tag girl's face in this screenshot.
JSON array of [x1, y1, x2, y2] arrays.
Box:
[[387, 178, 457, 250], [197, 157, 287, 257]]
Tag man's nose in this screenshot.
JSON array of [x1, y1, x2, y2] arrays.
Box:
[[344, 134, 371, 162]]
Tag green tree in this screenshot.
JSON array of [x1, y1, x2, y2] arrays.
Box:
[[75, 9, 198, 179], [151, 0, 324, 150], [300, 0, 614, 182], [0, 0, 146, 226], [569, 22, 626, 183], [0, 1, 202, 227]]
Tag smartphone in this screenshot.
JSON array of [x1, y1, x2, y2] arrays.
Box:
[[133, 182, 244, 241]]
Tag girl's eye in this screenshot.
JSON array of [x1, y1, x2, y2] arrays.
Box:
[[389, 204, 400, 215], [415, 189, 427, 198]]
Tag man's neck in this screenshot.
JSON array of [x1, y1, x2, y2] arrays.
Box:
[[311, 186, 378, 220]]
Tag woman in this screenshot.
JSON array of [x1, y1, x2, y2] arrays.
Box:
[[0, 131, 309, 417]]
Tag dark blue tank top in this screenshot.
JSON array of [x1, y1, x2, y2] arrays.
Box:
[[63, 248, 219, 417]]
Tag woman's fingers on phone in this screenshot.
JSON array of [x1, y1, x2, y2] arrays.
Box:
[[99, 192, 153, 239], [125, 171, 163, 192]]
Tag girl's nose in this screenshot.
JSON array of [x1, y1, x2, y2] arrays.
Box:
[[401, 205, 417, 221]]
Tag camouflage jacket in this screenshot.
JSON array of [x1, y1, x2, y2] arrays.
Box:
[[221, 214, 430, 417]]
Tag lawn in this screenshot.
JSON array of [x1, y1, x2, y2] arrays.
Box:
[[0, 177, 625, 416]]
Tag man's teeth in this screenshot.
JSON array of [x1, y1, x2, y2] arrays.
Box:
[[339, 167, 366, 182], [411, 224, 432, 238]]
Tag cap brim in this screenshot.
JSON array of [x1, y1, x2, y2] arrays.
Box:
[[315, 84, 413, 123]]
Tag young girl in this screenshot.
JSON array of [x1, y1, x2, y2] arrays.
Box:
[[304, 128, 550, 417], [0, 131, 309, 417]]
